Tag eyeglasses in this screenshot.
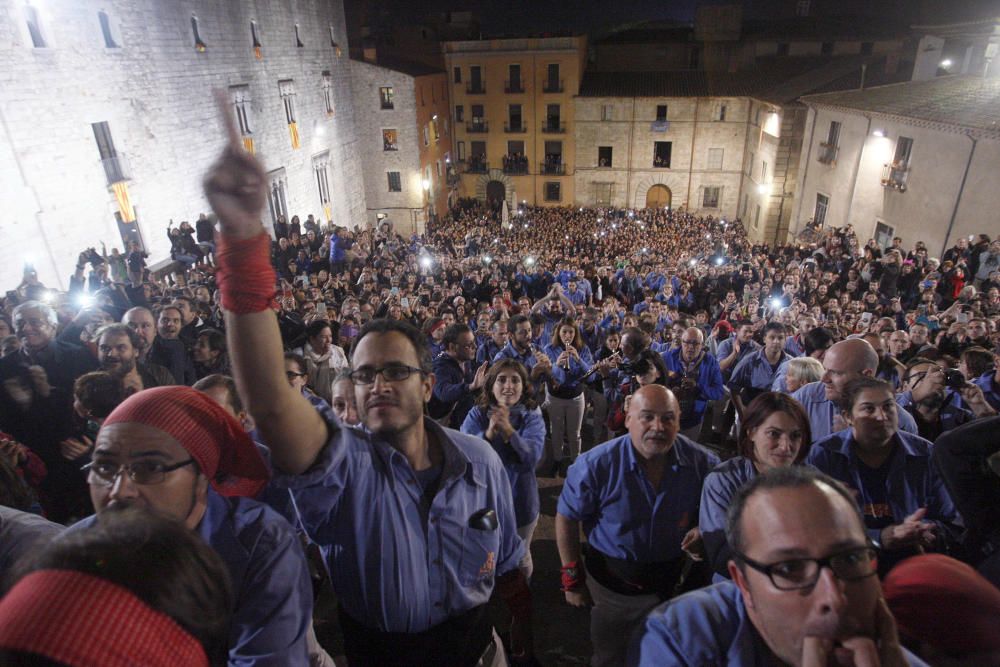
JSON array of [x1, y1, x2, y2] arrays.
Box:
[[733, 546, 878, 590], [349, 364, 426, 385], [286, 371, 307, 380], [680, 339, 701, 346], [83, 459, 196, 486]]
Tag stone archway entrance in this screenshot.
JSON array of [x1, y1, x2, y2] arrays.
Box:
[[646, 184, 672, 209], [486, 180, 506, 210]]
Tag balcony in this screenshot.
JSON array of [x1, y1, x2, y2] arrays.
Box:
[[881, 162, 909, 191], [466, 121, 489, 133], [465, 159, 488, 174], [650, 120, 670, 132], [505, 79, 524, 93], [543, 79, 564, 93], [101, 154, 132, 184], [466, 82, 486, 94], [504, 121, 526, 133], [817, 142, 839, 165], [541, 162, 565, 175], [502, 155, 529, 175], [541, 121, 566, 134]]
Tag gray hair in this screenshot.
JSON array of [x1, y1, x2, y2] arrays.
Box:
[[13, 301, 58, 328]]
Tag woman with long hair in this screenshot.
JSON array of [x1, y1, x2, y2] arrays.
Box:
[[461, 359, 545, 578], [699, 392, 812, 579], [543, 317, 594, 473]]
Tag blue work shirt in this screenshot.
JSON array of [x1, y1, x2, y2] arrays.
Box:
[[475, 338, 504, 366], [699, 457, 758, 580], [627, 581, 928, 667], [430, 352, 477, 428], [661, 348, 726, 428], [792, 381, 918, 442], [71, 490, 312, 666], [543, 343, 594, 395], [729, 349, 791, 393], [557, 434, 719, 562], [461, 404, 545, 527], [770, 359, 791, 393], [275, 410, 524, 634], [896, 390, 974, 440], [716, 339, 761, 380], [806, 429, 961, 546], [580, 325, 606, 356], [784, 334, 805, 357], [973, 371, 1000, 411]]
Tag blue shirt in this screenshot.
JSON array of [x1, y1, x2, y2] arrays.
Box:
[[71, 491, 312, 666], [430, 352, 476, 428], [699, 457, 758, 579], [475, 339, 503, 365], [729, 349, 791, 393], [770, 359, 791, 393], [972, 371, 1000, 411], [275, 409, 524, 633], [792, 381, 919, 442], [557, 434, 719, 562], [895, 390, 974, 440], [784, 335, 805, 357], [627, 581, 929, 667], [716, 339, 761, 380], [807, 429, 961, 546], [543, 343, 594, 394], [461, 404, 545, 527], [661, 348, 726, 428]]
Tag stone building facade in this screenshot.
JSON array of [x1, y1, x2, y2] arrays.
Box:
[[349, 57, 450, 234], [0, 0, 366, 289]]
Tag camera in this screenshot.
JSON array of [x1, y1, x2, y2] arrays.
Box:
[[944, 369, 967, 390], [618, 358, 649, 376]]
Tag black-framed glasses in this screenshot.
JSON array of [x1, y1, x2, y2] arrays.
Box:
[[349, 364, 426, 385], [733, 547, 878, 590], [83, 459, 196, 487], [285, 371, 308, 380]]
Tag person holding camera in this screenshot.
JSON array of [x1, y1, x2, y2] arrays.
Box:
[[661, 327, 724, 441], [896, 358, 996, 442]]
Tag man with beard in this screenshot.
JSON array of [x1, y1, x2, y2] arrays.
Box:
[[662, 327, 724, 440], [204, 109, 532, 665], [556, 385, 718, 666], [122, 307, 157, 364], [895, 358, 996, 441], [729, 322, 791, 405], [68, 386, 312, 665], [96, 324, 174, 394], [148, 306, 196, 385], [629, 466, 926, 666]]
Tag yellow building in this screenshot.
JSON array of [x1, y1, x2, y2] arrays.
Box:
[[443, 36, 586, 209]]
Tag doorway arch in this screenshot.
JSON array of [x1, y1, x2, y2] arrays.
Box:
[[486, 180, 506, 210], [645, 184, 672, 209]]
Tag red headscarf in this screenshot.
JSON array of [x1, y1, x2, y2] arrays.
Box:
[[0, 569, 208, 667], [883, 554, 1000, 653], [102, 386, 269, 497]]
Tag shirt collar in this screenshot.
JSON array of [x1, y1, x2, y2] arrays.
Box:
[[624, 433, 684, 471]]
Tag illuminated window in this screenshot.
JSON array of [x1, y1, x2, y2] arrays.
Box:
[[379, 87, 394, 110]]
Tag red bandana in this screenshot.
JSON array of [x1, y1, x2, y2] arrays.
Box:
[[0, 569, 208, 667], [103, 385, 270, 497]]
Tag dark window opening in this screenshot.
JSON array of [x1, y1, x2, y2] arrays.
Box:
[[545, 182, 561, 201], [99, 11, 118, 48], [387, 172, 402, 192], [192, 16, 206, 51], [656, 105, 667, 122], [295, 24, 304, 48], [25, 5, 45, 48], [653, 142, 672, 168], [598, 146, 612, 167]]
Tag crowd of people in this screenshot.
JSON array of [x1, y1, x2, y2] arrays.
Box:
[[1, 107, 1000, 667]]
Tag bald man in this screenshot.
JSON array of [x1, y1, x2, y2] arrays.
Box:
[[556, 385, 720, 666], [792, 339, 918, 442]]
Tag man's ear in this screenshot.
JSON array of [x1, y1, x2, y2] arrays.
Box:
[[729, 560, 755, 610]]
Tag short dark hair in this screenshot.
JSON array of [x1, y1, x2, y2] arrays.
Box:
[[284, 352, 307, 375], [305, 319, 333, 340], [508, 314, 530, 331], [803, 326, 836, 356], [192, 374, 243, 415], [726, 466, 864, 562], [442, 323, 473, 347], [5, 508, 232, 666], [353, 319, 432, 372], [762, 321, 786, 337], [95, 323, 140, 350], [197, 328, 226, 355], [960, 347, 994, 379], [73, 371, 126, 419], [838, 377, 894, 413], [737, 392, 811, 464]]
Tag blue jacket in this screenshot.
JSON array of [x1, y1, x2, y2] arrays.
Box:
[[429, 352, 476, 428], [807, 429, 961, 549], [543, 343, 594, 396], [461, 404, 545, 527], [699, 457, 758, 579], [972, 371, 1000, 411], [628, 581, 928, 666], [71, 491, 312, 666], [661, 348, 725, 428]]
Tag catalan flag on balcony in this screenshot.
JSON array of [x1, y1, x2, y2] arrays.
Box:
[[254, 46, 262, 60], [242, 136, 255, 154], [288, 122, 300, 150], [112, 182, 135, 222], [323, 204, 332, 222]]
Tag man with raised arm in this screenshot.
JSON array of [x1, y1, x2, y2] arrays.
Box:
[[203, 93, 530, 666]]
